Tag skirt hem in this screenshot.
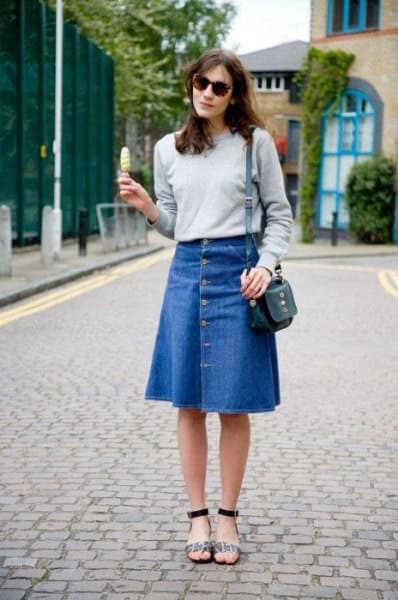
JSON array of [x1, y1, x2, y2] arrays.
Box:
[[144, 396, 280, 414]]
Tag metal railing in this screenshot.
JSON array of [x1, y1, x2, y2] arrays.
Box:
[[96, 204, 147, 252]]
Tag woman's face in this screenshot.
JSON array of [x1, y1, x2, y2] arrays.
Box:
[[192, 64, 234, 127]]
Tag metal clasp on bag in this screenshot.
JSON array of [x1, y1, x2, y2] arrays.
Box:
[[275, 264, 284, 283]]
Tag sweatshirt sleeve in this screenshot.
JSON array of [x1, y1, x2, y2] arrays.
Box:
[[255, 131, 293, 273], [146, 138, 177, 240]]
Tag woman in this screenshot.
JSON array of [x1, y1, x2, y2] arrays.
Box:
[[118, 48, 293, 565]]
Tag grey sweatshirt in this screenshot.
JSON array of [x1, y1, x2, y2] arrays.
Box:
[[147, 127, 293, 273]]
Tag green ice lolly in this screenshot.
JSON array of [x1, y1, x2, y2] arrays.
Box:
[[120, 146, 131, 172]]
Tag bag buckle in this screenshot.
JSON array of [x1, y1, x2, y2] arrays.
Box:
[[274, 264, 284, 283]]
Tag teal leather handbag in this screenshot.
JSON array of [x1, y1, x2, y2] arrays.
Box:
[[245, 128, 297, 333], [249, 265, 297, 332]]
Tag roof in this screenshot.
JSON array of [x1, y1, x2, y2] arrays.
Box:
[[239, 40, 309, 73]]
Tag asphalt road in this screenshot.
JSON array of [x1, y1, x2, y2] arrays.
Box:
[[0, 249, 397, 599]]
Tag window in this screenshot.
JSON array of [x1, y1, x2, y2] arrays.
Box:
[[289, 80, 301, 104], [332, 0, 344, 31], [287, 121, 301, 162], [348, 0, 360, 28], [366, 0, 379, 27], [255, 75, 285, 92], [328, 0, 380, 34]]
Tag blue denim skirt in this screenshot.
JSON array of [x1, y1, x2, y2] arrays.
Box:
[[144, 235, 280, 413]]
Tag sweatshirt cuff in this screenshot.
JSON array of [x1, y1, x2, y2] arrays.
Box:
[[255, 251, 278, 274], [145, 209, 168, 231]]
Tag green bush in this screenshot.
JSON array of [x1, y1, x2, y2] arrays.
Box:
[[345, 156, 396, 243]]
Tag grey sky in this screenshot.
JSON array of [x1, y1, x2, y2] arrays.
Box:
[[221, 0, 311, 54]]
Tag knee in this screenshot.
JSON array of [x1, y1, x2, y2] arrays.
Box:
[[219, 413, 249, 428], [178, 408, 207, 426]]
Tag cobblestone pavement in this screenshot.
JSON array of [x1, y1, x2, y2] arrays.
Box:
[[0, 250, 397, 600]]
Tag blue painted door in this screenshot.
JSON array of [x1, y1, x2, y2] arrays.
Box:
[[317, 90, 375, 229]]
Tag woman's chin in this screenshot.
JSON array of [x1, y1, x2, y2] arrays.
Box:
[[196, 109, 211, 119]]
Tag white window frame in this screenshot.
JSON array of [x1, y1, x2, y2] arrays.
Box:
[[255, 75, 285, 93]]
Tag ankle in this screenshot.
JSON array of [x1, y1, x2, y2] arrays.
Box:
[[218, 507, 239, 518], [188, 507, 208, 518]]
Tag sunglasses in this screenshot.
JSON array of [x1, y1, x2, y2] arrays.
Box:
[[192, 74, 232, 97]]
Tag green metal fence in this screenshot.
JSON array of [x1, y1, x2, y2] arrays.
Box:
[[0, 0, 115, 246]]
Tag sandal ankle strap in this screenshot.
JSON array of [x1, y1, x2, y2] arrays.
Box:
[[187, 508, 209, 519], [218, 507, 239, 517]]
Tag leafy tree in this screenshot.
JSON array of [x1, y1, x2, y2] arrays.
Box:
[[45, 0, 236, 130]]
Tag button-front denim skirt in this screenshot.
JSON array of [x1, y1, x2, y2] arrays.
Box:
[[144, 236, 280, 414]]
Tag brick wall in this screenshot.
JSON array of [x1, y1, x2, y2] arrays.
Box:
[[253, 90, 304, 178]]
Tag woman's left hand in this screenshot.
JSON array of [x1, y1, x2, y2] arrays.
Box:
[[240, 267, 272, 300]]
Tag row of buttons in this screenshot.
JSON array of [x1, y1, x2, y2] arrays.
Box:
[[201, 244, 211, 357]]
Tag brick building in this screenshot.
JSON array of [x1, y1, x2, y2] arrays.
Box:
[[240, 41, 309, 218], [310, 0, 398, 237]]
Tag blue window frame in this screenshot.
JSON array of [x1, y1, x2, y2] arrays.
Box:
[[317, 89, 376, 230], [327, 0, 380, 34]]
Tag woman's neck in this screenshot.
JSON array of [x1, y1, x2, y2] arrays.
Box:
[[207, 118, 228, 136]]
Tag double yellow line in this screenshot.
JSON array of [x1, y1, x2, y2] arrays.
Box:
[[0, 248, 174, 328], [378, 269, 398, 301], [286, 262, 398, 301], [1, 251, 397, 328]]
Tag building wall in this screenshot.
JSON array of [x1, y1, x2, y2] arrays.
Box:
[[254, 90, 304, 174], [311, 0, 398, 161]]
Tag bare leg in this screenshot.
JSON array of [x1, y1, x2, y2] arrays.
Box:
[[177, 408, 211, 561], [215, 413, 250, 564]]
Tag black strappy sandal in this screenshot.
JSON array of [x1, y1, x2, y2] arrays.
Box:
[[185, 508, 213, 564], [214, 507, 240, 565]]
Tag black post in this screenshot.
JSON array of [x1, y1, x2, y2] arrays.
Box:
[[331, 211, 338, 246], [78, 208, 88, 256]]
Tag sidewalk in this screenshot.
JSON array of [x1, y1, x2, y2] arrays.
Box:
[[0, 232, 167, 308], [1, 227, 397, 307]]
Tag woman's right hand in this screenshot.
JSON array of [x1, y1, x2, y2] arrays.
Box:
[[118, 172, 157, 218]]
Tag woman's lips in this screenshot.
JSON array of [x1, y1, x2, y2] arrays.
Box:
[[199, 101, 213, 108]]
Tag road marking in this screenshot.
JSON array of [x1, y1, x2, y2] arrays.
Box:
[[378, 270, 398, 301], [283, 262, 398, 301], [0, 248, 175, 328], [286, 262, 381, 273], [1, 249, 396, 326]]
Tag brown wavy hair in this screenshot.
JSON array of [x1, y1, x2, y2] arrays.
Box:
[[175, 48, 267, 154]]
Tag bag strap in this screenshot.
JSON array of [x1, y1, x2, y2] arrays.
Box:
[[244, 127, 255, 274], [244, 126, 282, 279]]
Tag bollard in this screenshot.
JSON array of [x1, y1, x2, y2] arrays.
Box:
[[0, 205, 12, 276], [41, 206, 54, 266], [78, 208, 88, 256], [331, 211, 339, 247]]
